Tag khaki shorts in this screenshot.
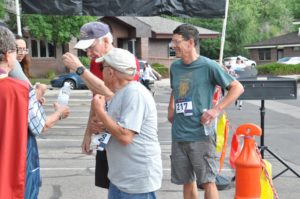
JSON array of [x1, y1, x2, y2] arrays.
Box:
[[170, 136, 217, 185]]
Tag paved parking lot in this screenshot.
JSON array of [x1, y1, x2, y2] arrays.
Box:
[[38, 79, 300, 198]]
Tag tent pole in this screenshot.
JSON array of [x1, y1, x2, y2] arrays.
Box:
[[219, 0, 229, 65]]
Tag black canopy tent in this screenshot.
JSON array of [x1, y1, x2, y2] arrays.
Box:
[[20, 0, 228, 62], [21, 0, 225, 18]]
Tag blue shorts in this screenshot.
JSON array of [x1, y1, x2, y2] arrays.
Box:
[[108, 183, 157, 199], [170, 136, 217, 185]]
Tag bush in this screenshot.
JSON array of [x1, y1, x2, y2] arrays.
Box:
[[79, 56, 90, 69], [47, 70, 56, 79], [257, 63, 300, 75], [151, 63, 169, 78]]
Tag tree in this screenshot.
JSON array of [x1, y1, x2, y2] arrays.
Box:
[[286, 0, 300, 23], [0, 0, 5, 19], [8, 14, 97, 44], [165, 0, 295, 58]]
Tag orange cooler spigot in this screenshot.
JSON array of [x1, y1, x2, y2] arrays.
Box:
[[234, 123, 262, 199]]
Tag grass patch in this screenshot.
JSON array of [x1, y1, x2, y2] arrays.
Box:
[[151, 63, 169, 78], [30, 78, 51, 85]]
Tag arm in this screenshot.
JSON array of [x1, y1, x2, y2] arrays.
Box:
[[81, 105, 106, 154], [28, 89, 70, 135], [201, 80, 244, 124], [62, 53, 114, 98], [167, 90, 175, 123], [92, 94, 135, 146], [43, 103, 70, 131]]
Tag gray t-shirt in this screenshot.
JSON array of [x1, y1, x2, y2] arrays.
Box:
[[9, 60, 30, 83], [106, 81, 162, 194]]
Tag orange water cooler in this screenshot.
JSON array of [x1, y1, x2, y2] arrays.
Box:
[[234, 123, 262, 199]]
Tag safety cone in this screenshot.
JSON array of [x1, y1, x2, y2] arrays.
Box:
[[234, 123, 262, 199]]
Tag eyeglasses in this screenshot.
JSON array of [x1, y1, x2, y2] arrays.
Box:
[[171, 39, 185, 46], [17, 48, 29, 54]]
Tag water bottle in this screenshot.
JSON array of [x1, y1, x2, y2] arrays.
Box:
[[202, 109, 215, 136], [57, 82, 71, 106]]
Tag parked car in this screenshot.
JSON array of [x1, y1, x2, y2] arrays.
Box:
[[223, 56, 256, 69], [277, 57, 300, 65], [50, 72, 87, 89]]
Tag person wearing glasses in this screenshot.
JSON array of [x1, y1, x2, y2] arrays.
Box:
[[167, 24, 244, 199], [62, 21, 142, 189], [0, 26, 70, 199], [15, 35, 31, 78], [64, 47, 162, 199]]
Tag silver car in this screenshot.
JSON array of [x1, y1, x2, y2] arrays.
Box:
[[224, 56, 256, 69]]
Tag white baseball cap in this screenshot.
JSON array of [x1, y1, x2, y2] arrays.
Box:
[[96, 48, 136, 76]]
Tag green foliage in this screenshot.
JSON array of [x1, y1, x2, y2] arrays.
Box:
[[151, 63, 169, 78], [79, 56, 90, 68], [46, 70, 56, 79], [164, 0, 295, 59], [21, 15, 97, 44], [0, 0, 4, 19], [257, 63, 300, 75], [30, 78, 51, 85]]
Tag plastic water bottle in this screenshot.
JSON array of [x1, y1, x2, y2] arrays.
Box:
[[202, 109, 215, 136], [57, 82, 71, 106]]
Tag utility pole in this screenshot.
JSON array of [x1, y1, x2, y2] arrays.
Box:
[[219, 0, 229, 65], [15, 0, 22, 36]]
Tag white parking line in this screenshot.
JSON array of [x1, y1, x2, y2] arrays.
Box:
[[40, 167, 234, 172]]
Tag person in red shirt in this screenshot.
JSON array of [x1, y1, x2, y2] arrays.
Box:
[[67, 21, 140, 189]]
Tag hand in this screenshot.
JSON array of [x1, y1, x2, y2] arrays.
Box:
[[81, 133, 93, 155], [200, 108, 220, 125], [62, 52, 84, 72], [54, 102, 70, 119], [35, 83, 48, 105], [90, 116, 106, 133]]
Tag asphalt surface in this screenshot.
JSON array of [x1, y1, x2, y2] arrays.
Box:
[[38, 78, 300, 199]]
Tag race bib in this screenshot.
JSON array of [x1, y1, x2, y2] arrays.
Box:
[[175, 97, 193, 116], [92, 132, 111, 151]]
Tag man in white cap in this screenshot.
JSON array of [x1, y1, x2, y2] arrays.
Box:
[[66, 48, 163, 198], [62, 21, 141, 189]]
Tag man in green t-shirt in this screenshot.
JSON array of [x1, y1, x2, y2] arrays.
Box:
[[167, 24, 244, 199]]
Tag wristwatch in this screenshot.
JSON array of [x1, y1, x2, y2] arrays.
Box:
[[75, 66, 86, 76]]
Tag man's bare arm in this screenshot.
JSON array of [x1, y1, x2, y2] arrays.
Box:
[[62, 52, 114, 98]]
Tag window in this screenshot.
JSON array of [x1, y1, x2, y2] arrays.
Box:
[[31, 40, 56, 58], [168, 43, 176, 57], [293, 46, 300, 52], [258, 49, 271, 60]]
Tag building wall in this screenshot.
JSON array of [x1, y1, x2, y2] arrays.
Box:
[[283, 47, 300, 57], [30, 44, 65, 77], [250, 47, 300, 65], [147, 39, 174, 67]]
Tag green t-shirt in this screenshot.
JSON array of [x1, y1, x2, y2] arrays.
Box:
[[170, 56, 234, 141]]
